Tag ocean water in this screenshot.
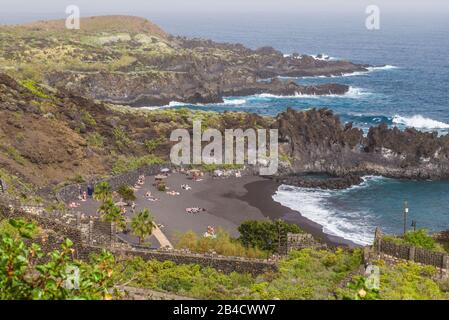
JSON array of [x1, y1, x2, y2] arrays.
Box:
[[148, 12, 449, 245], [153, 12, 449, 244]]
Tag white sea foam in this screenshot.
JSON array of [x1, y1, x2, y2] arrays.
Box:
[[272, 176, 387, 245], [141, 98, 248, 110], [337, 65, 398, 78], [393, 115, 449, 129], [273, 184, 375, 245], [222, 98, 247, 105], [283, 53, 337, 61], [251, 87, 370, 100], [168, 101, 187, 107], [140, 102, 179, 110], [367, 65, 398, 71], [310, 54, 336, 61], [343, 87, 371, 98]]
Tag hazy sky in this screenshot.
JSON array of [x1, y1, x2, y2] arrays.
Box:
[[0, 0, 448, 26], [2, 0, 449, 15]]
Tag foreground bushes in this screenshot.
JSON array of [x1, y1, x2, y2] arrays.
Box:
[[338, 260, 449, 300], [114, 248, 364, 300], [238, 220, 303, 252], [383, 229, 446, 252], [176, 230, 267, 259], [0, 219, 116, 300]]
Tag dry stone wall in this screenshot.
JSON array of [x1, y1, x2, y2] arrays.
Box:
[[373, 229, 449, 270]]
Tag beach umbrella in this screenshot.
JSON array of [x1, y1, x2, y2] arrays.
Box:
[[161, 168, 170, 173], [115, 201, 127, 207]]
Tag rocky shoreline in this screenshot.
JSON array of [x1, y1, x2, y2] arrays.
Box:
[[272, 174, 364, 190], [0, 16, 368, 107], [275, 108, 449, 181]]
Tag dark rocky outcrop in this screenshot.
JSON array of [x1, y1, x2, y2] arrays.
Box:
[[274, 108, 449, 184]]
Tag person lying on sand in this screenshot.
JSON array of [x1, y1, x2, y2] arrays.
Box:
[[181, 184, 191, 190], [185, 207, 206, 214], [147, 197, 159, 202], [145, 191, 152, 198], [166, 191, 180, 196], [69, 202, 81, 208]]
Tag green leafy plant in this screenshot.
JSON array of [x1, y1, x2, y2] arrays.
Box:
[[93, 182, 112, 202], [384, 229, 444, 252], [403, 229, 439, 250], [176, 230, 266, 258], [82, 111, 97, 127], [131, 209, 154, 245], [238, 220, 302, 252], [0, 219, 116, 300], [117, 185, 136, 203], [338, 276, 380, 300], [113, 127, 132, 149], [144, 137, 165, 153], [98, 199, 125, 230], [112, 155, 164, 174], [19, 79, 50, 99], [86, 132, 104, 148]]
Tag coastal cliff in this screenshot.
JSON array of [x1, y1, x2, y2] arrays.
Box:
[[1, 72, 449, 197], [0, 16, 363, 106], [276, 108, 449, 181]]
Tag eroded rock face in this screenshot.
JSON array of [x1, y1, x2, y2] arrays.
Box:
[[2, 71, 449, 190], [48, 71, 350, 107], [274, 108, 449, 181]]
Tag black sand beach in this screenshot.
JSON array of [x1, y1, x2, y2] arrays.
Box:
[[77, 173, 357, 248]]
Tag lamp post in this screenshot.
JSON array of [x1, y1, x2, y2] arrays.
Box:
[[403, 201, 409, 236]]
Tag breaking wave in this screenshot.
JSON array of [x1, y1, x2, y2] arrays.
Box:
[[393, 115, 449, 129], [272, 176, 388, 245]]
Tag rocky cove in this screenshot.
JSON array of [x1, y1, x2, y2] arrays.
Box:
[[274, 108, 449, 184]]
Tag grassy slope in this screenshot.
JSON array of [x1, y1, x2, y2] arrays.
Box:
[[0, 73, 271, 194]]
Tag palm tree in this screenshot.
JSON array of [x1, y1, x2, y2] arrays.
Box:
[[98, 198, 125, 231], [131, 208, 155, 245], [93, 182, 112, 202], [117, 185, 136, 204]]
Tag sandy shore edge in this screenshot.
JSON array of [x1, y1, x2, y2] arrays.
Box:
[[237, 178, 359, 248]]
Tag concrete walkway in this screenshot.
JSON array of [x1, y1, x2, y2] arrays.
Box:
[[152, 222, 173, 249]]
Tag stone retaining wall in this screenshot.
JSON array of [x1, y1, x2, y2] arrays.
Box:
[[373, 229, 449, 270], [57, 164, 171, 202], [283, 233, 326, 254], [79, 246, 278, 276]]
